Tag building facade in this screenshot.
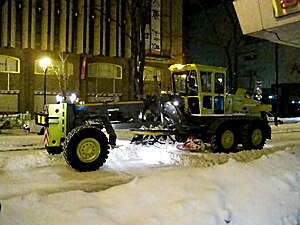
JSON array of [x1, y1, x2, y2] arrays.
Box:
[[234, 0, 300, 48], [186, 0, 300, 117], [0, 0, 183, 114]]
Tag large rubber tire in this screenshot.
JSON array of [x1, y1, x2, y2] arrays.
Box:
[[210, 125, 237, 153], [242, 123, 266, 150], [63, 125, 109, 172]]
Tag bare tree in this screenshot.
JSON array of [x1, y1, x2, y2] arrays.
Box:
[[95, 0, 153, 99], [128, 0, 152, 99], [187, 0, 243, 92], [54, 52, 71, 99]]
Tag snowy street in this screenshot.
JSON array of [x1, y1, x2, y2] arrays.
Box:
[[0, 122, 300, 225]]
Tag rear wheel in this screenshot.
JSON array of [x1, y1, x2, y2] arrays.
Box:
[[211, 125, 237, 153], [242, 123, 266, 150], [63, 125, 109, 172]]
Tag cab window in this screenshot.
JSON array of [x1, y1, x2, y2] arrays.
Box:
[[200, 71, 212, 93], [187, 70, 198, 95], [215, 73, 225, 94]]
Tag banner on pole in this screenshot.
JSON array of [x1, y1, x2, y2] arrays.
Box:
[[272, 0, 300, 17]]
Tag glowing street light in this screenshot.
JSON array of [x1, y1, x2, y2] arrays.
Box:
[[39, 57, 52, 106], [39, 57, 51, 69]]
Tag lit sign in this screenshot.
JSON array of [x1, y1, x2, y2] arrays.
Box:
[[272, 0, 300, 17], [145, 0, 161, 54], [150, 0, 161, 54]]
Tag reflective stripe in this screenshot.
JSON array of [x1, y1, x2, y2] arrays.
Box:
[[43, 105, 49, 114], [44, 128, 49, 146]]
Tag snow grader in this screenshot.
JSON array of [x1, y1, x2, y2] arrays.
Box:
[[36, 63, 272, 172]]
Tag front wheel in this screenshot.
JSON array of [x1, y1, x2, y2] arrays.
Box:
[[242, 123, 266, 150], [211, 125, 237, 153], [63, 125, 109, 172]]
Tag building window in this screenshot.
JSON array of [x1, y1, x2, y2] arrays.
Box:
[[36, 1, 42, 47], [54, 1, 61, 51], [0, 55, 20, 73], [88, 63, 122, 79], [143, 66, 162, 81], [105, 0, 111, 56], [34, 59, 74, 76]]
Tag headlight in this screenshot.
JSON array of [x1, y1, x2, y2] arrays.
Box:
[[173, 100, 179, 106], [69, 93, 78, 103], [56, 95, 64, 103], [170, 96, 184, 108]]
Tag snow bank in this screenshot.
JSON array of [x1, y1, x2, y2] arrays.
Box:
[[1, 145, 300, 225]]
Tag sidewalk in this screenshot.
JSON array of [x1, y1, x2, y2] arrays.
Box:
[[0, 128, 44, 151], [0, 128, 32, 136]]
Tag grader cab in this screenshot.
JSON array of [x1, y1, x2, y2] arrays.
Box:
[[168, 63, 269, 117]]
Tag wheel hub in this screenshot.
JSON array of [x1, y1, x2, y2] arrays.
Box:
[[76, 138, 101, 163], [221, 130, 235, 149], [252, 129, 262, 146]]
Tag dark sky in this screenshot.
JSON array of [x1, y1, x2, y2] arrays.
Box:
[[187, 0, 234, 15]]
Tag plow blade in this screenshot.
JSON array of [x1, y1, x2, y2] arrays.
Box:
[[130, 129, 206, 152], [130, 129, 176, 136], [176, 136, 206, 152], [129, 128, 176, 145]]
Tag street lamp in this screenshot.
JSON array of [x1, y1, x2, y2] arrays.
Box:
[[39, 57, 52, 106]]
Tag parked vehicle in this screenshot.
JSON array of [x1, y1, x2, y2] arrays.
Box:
[[266, 112, 283, 124], [23, 120, 44, 134]]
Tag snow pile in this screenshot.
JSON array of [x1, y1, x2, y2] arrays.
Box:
[[0, 134, 43, 151], [1, 144, 300, 225]]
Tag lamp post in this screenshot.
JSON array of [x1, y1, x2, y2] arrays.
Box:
[[39, 57, 52, 106]]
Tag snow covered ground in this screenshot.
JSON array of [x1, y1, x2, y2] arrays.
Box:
[[0, 122, 300, 225]]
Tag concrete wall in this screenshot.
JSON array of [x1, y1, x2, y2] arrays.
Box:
[[234, 0, 300, 48]]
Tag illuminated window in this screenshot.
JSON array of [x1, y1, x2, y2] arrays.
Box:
[[34, 59, 74, 76], [88, 63, 122, 79], [0, 55, 20, 73], [144, 66, 162, 81]]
